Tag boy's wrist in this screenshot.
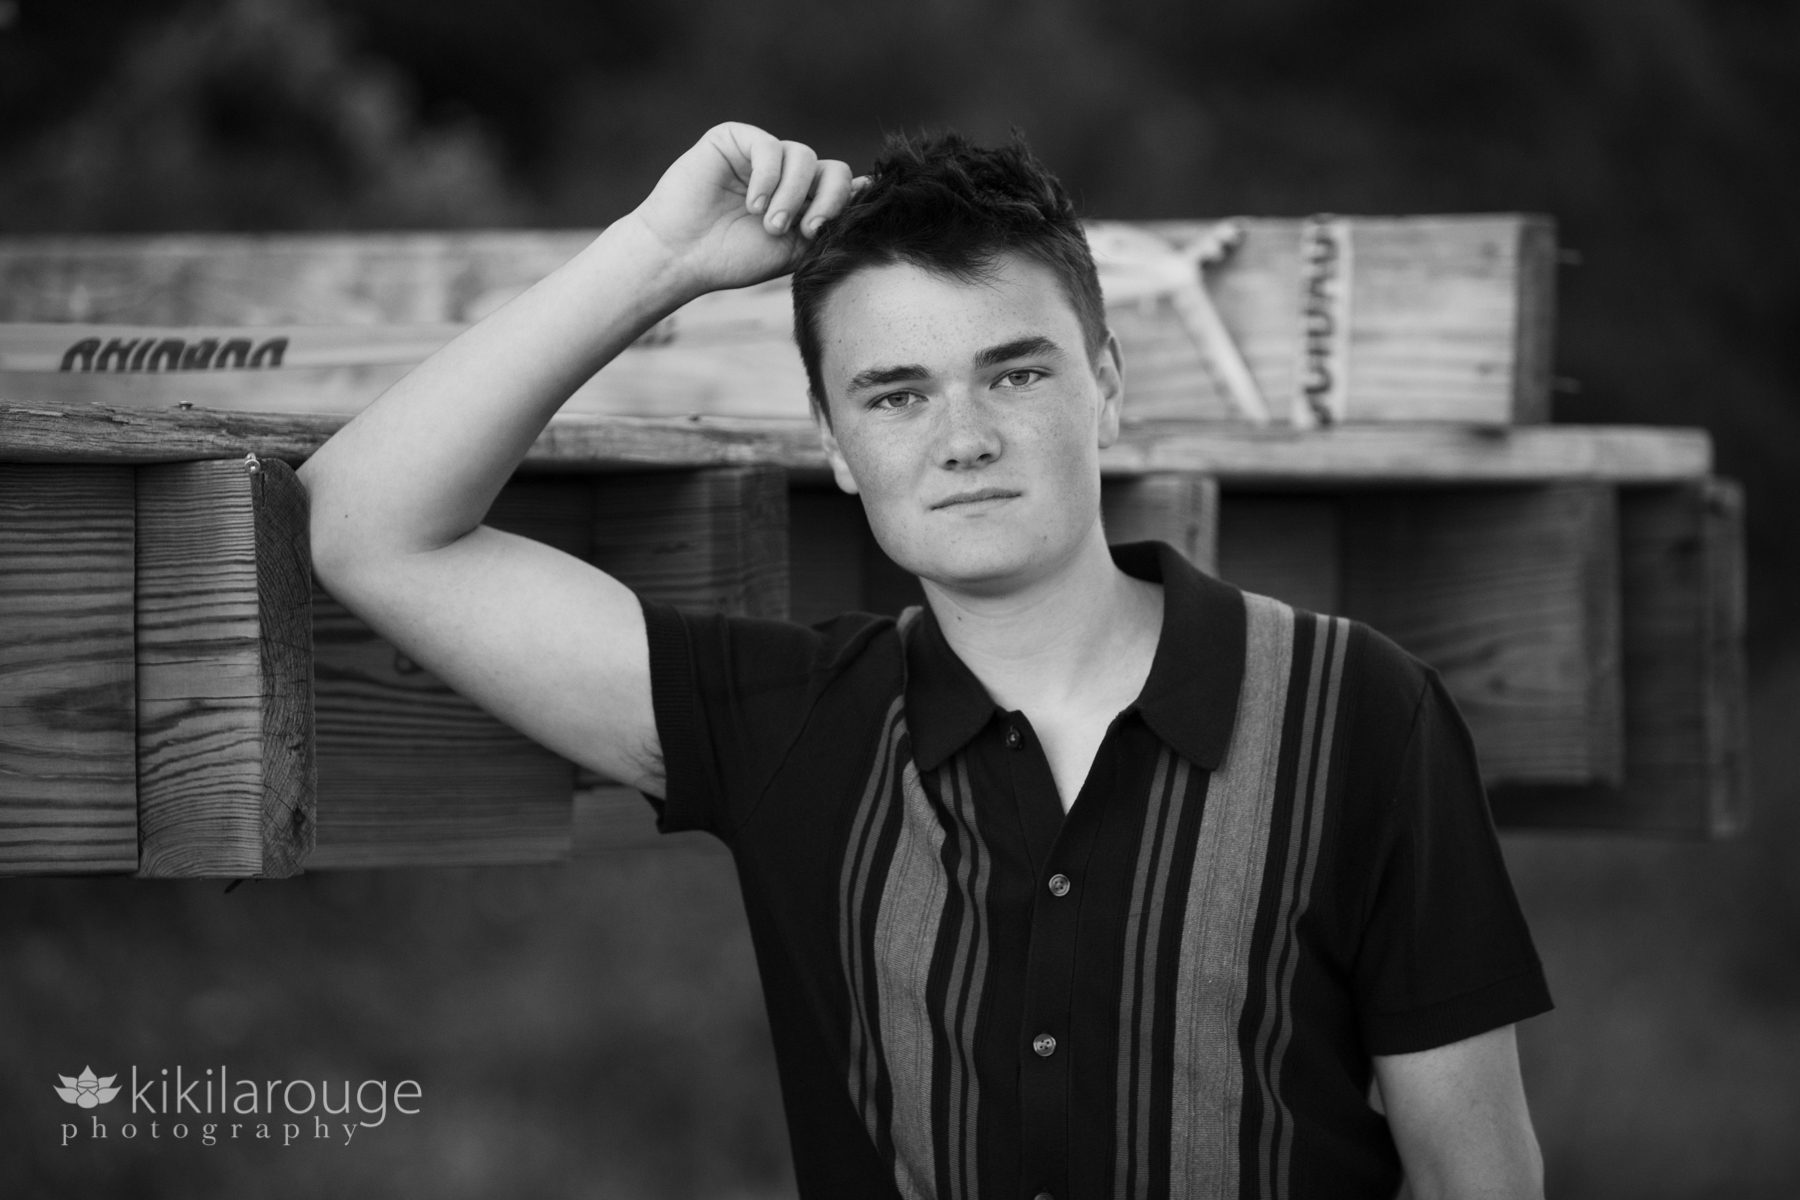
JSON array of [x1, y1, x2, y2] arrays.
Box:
[[599, 209, 711, 314]]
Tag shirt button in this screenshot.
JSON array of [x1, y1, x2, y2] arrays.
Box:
[[1005, 725, 1023, 750], [1031, 1032, 1057, 1057], [1047, 873, 1071, 897]]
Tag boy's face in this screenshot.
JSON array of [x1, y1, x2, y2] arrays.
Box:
[[814, 253, 1123, 597]]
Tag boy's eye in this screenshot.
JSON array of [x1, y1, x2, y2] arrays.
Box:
[[871, 390, 923, 411], [998, 369, 1044, 388]]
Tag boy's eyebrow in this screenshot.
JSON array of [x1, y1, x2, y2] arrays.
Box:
[[844, 335, 1066, 394], [973, 335, 1062, 369], [845, 362, 929, 394]]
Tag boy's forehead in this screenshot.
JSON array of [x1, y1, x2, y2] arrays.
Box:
[[816, 254, 1084, 375]]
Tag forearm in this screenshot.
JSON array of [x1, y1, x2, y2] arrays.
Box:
[[298, 212, 692, 562]]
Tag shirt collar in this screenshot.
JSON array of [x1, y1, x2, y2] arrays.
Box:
[[904, 540, 1247, 773]]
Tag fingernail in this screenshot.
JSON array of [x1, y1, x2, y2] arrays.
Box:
[[750, 194, 769, 213], [768, 210, 790, 233], [805, 217, 824, 237]]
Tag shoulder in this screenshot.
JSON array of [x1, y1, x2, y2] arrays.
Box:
[[1230, 585, 1444, 792]]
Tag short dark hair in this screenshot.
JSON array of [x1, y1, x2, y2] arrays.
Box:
[[791, 129, 1107, 425]]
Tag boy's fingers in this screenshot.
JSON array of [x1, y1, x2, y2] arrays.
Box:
[[739, 128, 786, 216], [800, 160, 856, 238], [762, 140, 820, 235]]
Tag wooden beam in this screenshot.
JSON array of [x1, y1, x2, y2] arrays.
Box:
[[0, 400, 1715, 484], [571, 466, 793, 849], [0, 216, 1553, 425], [0, 465, 138, 874], [1101, 473, 1219, 572], [590, 466, 789, 619], [309, 465, 793, 867], [1130, 215, 1556, 424], [305, 476, 590, 870], [135, 456, 314, 877], [1340, 484, 1624, 788], [1491, 481, 1749, 834], [1216, 495, 1343, 616]]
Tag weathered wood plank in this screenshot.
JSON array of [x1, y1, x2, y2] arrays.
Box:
[[1490, 481, 1749, 834], [0, 465, 138, 873], [1216, 495, 1343, 617], [0, 216, 1554, 425], [312, 466, 791, 866], [1340, 484, 1624, 788], [590, 466, 789, 619], [1137, 215, 1557, 424], [0, 399, 1715, 483], [570, 466, 794, 848], [136, 456, 315, 877], [305, 476, 589, 870], [1101, 473, 1219, 572]]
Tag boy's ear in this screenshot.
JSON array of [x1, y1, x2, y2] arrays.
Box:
[[1095, 329, 1125, 448], [812, 392, 861, 495]]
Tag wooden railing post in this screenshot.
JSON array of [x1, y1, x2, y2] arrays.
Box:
[[135, 456, 315, 877]]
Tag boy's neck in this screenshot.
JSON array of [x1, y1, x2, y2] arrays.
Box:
[[920, 525, 1164, 715]]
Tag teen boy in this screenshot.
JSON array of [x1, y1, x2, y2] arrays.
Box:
[[298, 121, 1552, 1199]]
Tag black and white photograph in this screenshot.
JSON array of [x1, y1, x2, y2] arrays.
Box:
[[2, 1, 1797, 1196]]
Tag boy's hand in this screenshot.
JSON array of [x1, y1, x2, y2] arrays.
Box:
[[628, 122, 858, 298]]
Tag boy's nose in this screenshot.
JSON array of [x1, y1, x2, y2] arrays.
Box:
[[936, 393, 1003, 469]]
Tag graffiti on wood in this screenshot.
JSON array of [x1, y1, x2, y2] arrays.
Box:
[[59, 336, 289, 373]]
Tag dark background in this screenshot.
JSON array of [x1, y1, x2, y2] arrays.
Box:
[[3, 0, 1798, 1194]]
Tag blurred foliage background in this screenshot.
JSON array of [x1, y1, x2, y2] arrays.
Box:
[[2, 0, 1798, 1194]]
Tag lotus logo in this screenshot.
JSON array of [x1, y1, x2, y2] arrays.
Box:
[[54, 1067, 121, 1108]]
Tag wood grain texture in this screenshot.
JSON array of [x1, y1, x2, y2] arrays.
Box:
[[136, 457, 314, 877], [311, 467, 789, 866], [1216, 494, 1344, 616], [0, 465, 138, 873], [1100, 473, 1219, 572], [590, 466, 789, 618], [0, 217, 1554, 424], [1490, 481, 1749, 834], [307, 477, 590, 870], [250, 457, 316, 876], [1340, 484, 1624, 787], [0, 399, 1717, 484]]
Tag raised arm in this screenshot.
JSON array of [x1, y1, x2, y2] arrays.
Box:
[[297, 123, 855, 794], [1375, 1025, 1546, 1200]]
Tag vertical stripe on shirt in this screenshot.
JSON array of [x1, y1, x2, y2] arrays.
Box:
[[838, 699, 997, 1199], [1113, 743, 1191, 1200], [838, 696, 906, 1162], [1253, 611, 1350, 1199], [1167, 592, 1297, 1198], [930, 754, 992, 1200]]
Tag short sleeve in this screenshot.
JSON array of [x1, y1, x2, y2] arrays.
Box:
[[1352, 667, 1554, 1055], [639, 597, 831, 840]]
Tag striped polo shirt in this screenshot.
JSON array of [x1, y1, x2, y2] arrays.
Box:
[[641, 540, 1551, 1200]]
